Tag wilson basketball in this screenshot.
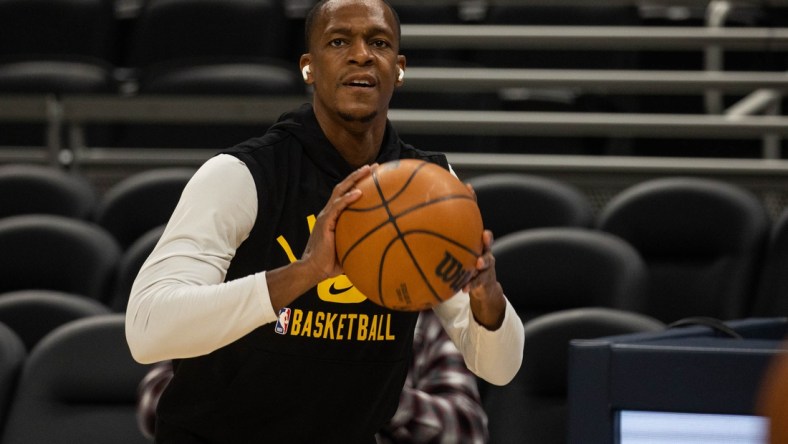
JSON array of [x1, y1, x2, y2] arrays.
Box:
[[335, 159, 484, 311]]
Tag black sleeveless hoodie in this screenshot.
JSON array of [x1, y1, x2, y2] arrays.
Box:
[[155, 104, 449, 443]]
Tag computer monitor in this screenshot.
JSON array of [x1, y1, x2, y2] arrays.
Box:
[[617, 410, 767, 444], [567, 317, 788, 444]]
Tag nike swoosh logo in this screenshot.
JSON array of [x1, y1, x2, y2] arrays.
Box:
[[328, 282, 354, 295]]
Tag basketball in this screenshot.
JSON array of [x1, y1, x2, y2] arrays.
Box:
[[335, 159, 484, 311]]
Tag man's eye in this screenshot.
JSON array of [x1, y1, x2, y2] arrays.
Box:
[[330, 39, 345, 47], [371, 40, 389, 48]]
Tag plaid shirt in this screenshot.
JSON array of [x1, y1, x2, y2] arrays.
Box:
[[376, 311, 489, 443], [137, 311, 488, 443]]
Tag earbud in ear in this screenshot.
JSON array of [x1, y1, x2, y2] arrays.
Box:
[[397, 67, 404, 82], [302, 65, 311, 82]]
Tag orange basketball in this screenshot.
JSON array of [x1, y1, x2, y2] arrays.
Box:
[[335, 159, 484, 311]]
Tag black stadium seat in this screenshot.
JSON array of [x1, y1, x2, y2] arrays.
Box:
[[110, 225, 165, 312], [0, 322, 25, 438], [467, 173, 594, 238], [597, 177, 770, 323], [751, 208, 788, 317], [0, 164, 97, 220], [93, 168, 194, 250], [0, 290, 111, 352], [492, 228, 648, 321], [0, 315, 150, 444], [0, 0, 118, 148], [0, 215, 121, 304], [484, 307, 665, 444], [125, 0, 290, 69]]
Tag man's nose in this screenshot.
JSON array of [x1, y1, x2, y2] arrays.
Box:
[[348, 40, 373, 65]]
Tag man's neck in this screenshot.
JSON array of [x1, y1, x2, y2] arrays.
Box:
[[314, 108, 387, 169]]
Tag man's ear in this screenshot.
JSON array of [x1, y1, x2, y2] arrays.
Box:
[[299, 55, 313, 84], [395, 55, 406, 86]]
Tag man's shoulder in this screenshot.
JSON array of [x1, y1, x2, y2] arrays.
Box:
[[399, 142, 449, 170], [223, 127, 296, 157]]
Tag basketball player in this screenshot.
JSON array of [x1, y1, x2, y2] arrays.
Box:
[[125, 0, 524, 442]]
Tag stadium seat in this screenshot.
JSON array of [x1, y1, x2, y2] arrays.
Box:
[[0, 314, 150, 444], [110, 225, 165, 312], [0, 290, 111, 351], [124, 0, 289, 69], [596, 177, 769, 323], [466, 173, 594, 238], [112, 58, 305, 149], [0, 322, 25, 438], [0, 0, 118, 147], [93, 168, 194, 250], [484, 307, 665, 444], [0, 164, 97, 220], [0, 214, 121, 304], [492, 228, 648, 321], [750, 208, 788, 317], [111, 0, 304, 150]]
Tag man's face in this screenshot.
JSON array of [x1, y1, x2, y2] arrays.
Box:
[[302, 0, 404, 127]]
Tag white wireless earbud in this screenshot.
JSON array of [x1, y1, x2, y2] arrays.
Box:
[[301, 65, 311, 81], [397, 67, 404, 82]]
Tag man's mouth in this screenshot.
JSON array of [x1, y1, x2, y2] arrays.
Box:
[[343, 76, 376, 88], [347, 80, 373, 87]]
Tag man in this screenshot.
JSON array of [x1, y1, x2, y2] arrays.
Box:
[[125, 0, 524, 442]]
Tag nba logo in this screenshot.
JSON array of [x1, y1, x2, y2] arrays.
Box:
[[275, 308, 291, 335]]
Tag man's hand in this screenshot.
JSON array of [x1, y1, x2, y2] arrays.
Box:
[[302, 163, 376, 282], [464, 230, 506, 330], [267, 164, 376, 313]]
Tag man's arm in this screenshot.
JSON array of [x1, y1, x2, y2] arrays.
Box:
[[125, 155, 275, 363], [426, 168, 524, 386], [125, 155, 373, 364]]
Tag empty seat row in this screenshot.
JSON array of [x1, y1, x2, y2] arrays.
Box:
[[0, 214, 162, 313], [1, 1, 786, 156], [0, 304, 667, 444], [472, 173, 783, 326], [0, 164, 193, 250], [3, 1, 785, 71], [2, 163, 786, 324]]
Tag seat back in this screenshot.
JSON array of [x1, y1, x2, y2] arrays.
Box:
[[492, 228, 648, 321], [597, 177, 769, 322], [126, 0, 289, 68], [0, 215, 121, 303], [93, 168, 194, 249], [467, 174, 594, 238], [0, 0, 116, 59], [751, 208, 788, 317], [0, 322, 25, 437], [113, 59, 304, 149], [1, 314, 150, 444], [0, 164, 96, 220], [0, 290, 111, 351], [0, 0, 118, 146], [111, 225, 165, 312], [484, 307, 664, 444]]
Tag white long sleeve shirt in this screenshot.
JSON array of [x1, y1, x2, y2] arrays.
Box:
[[126, 154, 524, 386]]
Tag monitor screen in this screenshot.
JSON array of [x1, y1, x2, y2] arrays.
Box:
[[617, 410, 768, 444]]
